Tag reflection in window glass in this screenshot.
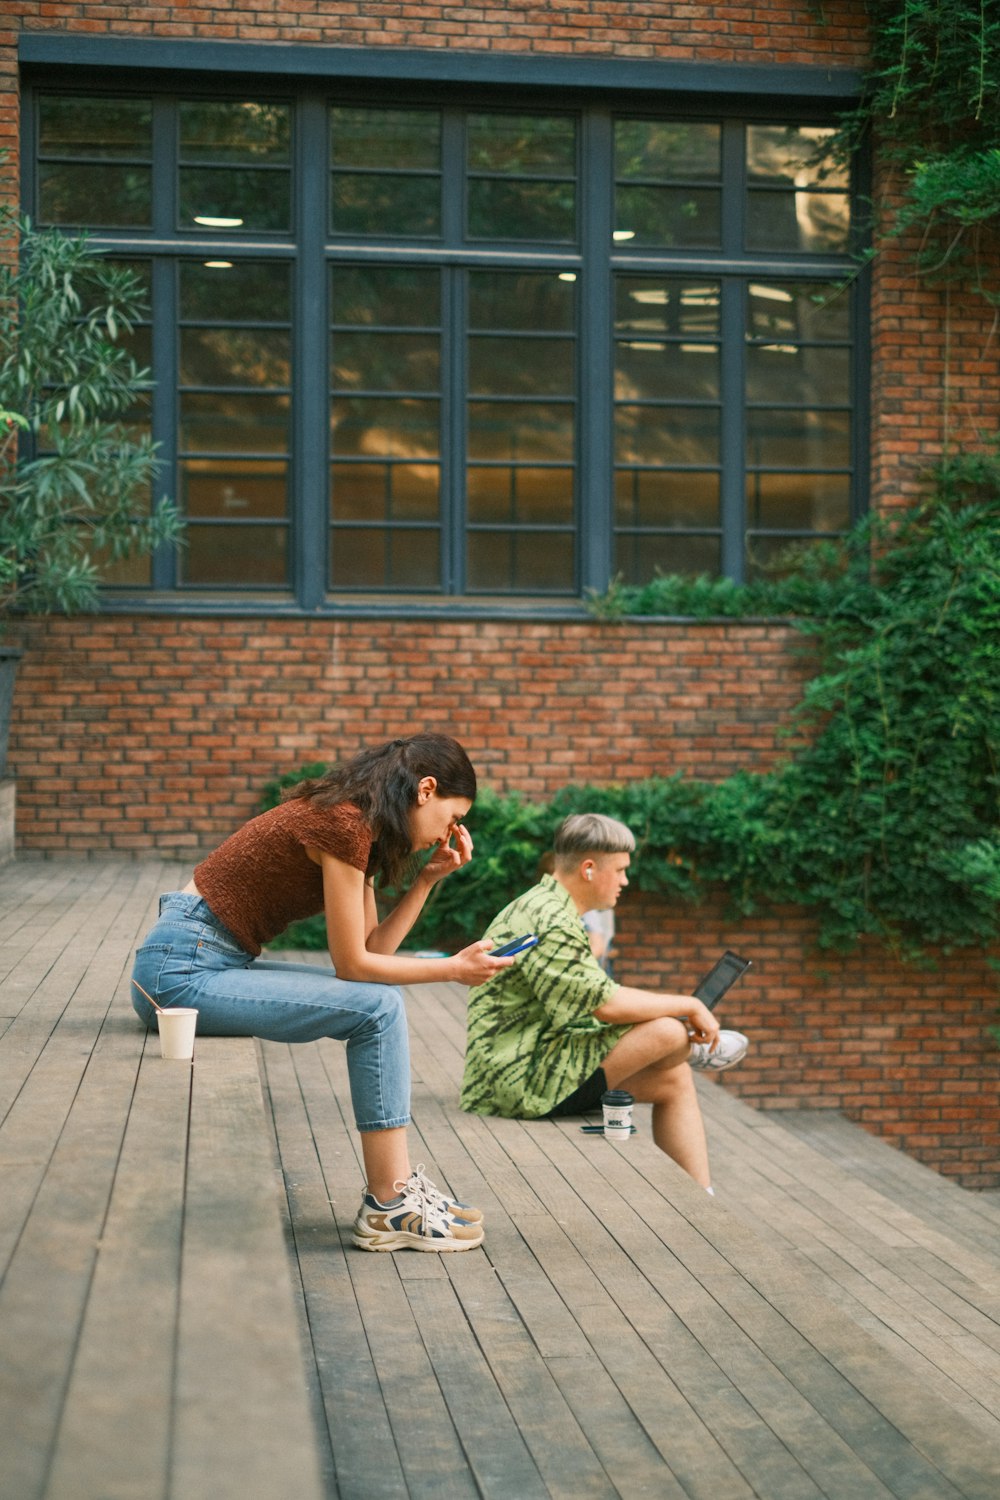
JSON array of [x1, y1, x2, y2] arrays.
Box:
[[613, 274, 723, 582], [746, 125, 847, 187], [614, 469, 720, 529], [746, 472, 851, 532], [465, 269, 576, 593], [615, 120, 721, 180], [745, 125, 850, 254], [178, 259, 291, 586], [332, 265, 441, 326], [467, 531, 574, 591], [38, 95, 152, 228], [178, 101, 291, 233], [745, 274, 852, 558], [467, 113, 576, 242], [615, 279, 721, 337], [331, 107, 441, 237], [330, 263, 442, 589], [467, 402, 574, 462], [747, 281, 849, 341], [180, 102, 290, 162], [614, 532, 721, 583], [181, 524, 288, 585], [614, 120, 721, 250]]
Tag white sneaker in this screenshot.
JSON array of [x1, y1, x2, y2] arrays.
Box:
[[352, 1176, 484, 1252], [689, 1029, 749, 1072]]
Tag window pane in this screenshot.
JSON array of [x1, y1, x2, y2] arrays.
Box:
[[331, 173, 441, 237], [39, 164, 152, 228], [747, 409, 850, 469], [180, 393, 290, 452], [468, 114, 575, 173], [746, 345, 850, 404], [615, 341, 719, 401], [467, 402, 574, 461], [467, 466, 573, 524], [469, 337, 575, 397], [747, 280, 850, 341], [746, 190, 850, 253], [180, 328, 292, 388], [331, 107, 440, 170], [182, 460, 287, 518], [746, 125, 848, 188], [615, 120, 721, 180], [39, 95, 152, 157], [467, 531, 574, 591], [330, 107, 441, 238], [615, 278, 721, 336], [181, 260, 292, 320], [331, 266, 441, 326], [746, 472, 851, 531], [180, 166, 291, 233], [330, 464, 386, 520], [615, 406, 719, 465], [331, 332, 439, 392], [181, 524, 288, 584], [467, 179, 575, 242], [331, 398, 440, 458], [614, 532, 720, 584], [746, 533, 843, 578], [469, 272, 575, 332], [614, 186, 721, 249], [331, 527, 440, 588], [330, 463, 440, 522], [180, 102, 290, 163], [614, 469, 720, 528]]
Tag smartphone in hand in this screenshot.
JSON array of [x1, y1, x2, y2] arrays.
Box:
[[492, 934, 539, 957]]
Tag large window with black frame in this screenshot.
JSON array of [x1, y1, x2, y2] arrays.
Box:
[[28, 85, 860, 605]]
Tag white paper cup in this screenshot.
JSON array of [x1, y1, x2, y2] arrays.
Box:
[[156, 1007, 198, 1061], [601, 1088, 634, 1141]]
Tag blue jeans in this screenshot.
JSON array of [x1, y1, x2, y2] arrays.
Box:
[[131, 893, 410, 1132]]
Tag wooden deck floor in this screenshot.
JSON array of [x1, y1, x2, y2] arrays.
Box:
[[2, 858, 1000, 1499]]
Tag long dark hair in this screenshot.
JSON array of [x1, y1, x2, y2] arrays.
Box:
[[283, 733, 477, 887]]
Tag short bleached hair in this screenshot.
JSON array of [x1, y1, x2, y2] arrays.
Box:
[[552, 813, 635, 862]]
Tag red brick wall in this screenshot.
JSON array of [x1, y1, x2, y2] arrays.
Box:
[[617, 890, 1000, 1190], [1, 1, 870, 63], [7, 613, 811, 851]]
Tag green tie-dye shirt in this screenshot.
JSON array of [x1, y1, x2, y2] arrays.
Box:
[[461, 875, 628, 1119]]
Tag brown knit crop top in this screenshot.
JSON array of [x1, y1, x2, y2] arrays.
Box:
[[193, 798, 373, 957]]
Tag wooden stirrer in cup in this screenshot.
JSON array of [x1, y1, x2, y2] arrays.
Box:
[[131, 978, 165, 1013]]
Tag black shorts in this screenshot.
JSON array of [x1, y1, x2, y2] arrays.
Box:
[[545, 1067, 608, 1118]]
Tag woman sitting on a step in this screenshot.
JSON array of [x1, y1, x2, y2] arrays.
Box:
[[131, 733, 514, 1254]]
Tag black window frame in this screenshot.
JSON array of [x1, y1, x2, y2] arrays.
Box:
[[18, 41, 867, 618]]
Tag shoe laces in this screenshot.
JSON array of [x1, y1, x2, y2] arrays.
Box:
[[407, 1163, 449, 1208], [392, 1169, 449, 1234]]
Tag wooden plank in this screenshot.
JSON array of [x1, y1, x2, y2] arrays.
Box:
[[171, 1038, 325, 1500], [259, 1037, 401, 1500], [286, 1040, 479, 1500], [0, 864, 173, 1500], [44, 1029, 191, 1500]]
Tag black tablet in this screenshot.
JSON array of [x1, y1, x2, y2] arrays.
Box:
[[693, 950, 752, 1010]]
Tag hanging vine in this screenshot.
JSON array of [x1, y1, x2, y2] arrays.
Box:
[[837, 0, 1000, 302]]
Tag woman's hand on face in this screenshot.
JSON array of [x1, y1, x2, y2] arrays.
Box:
[[420, 822, 474, 887], [449, 938, 515, 986]]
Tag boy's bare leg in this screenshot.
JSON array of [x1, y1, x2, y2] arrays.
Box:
[[601, 1016, 712, 1188]]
